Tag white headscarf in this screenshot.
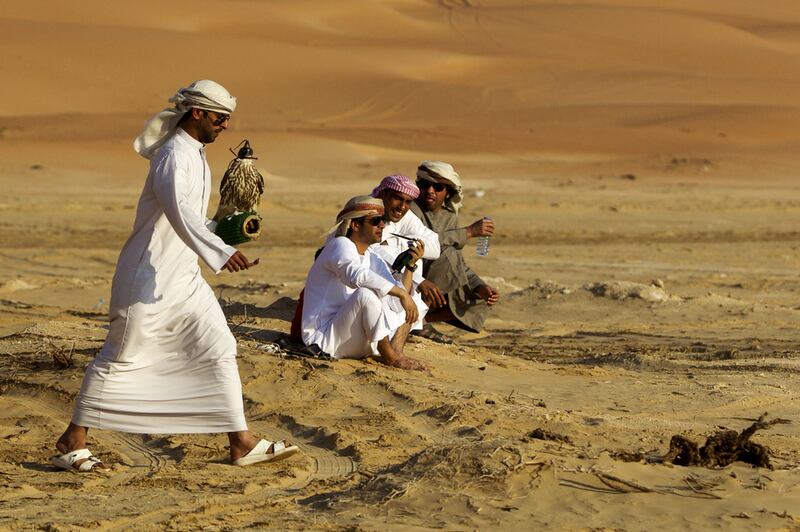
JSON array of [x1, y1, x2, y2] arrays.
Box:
[[416, 161, 463, 213], [133, 80, 237, 159]]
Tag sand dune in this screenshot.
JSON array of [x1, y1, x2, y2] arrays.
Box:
[[3, 0, 800, 159], [1, 1, 800, 529]]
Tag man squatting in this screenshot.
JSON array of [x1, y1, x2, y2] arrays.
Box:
[[300, 196, 428, 371]]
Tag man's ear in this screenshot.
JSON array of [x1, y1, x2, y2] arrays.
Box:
[[190, 108, 205, 121]]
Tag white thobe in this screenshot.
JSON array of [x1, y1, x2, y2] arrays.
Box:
[[370, 210, 441, 284], [301, 237, 426, 359], [72, 128, 246, 434]]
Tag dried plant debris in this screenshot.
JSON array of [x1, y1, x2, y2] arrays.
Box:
[[527, 428, 573, 444], [608, 450, 645, 462], [662, 413, 789, 469], [50, 342, 76, 369]]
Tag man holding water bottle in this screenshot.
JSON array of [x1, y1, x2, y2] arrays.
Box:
[[410, 161, 500, 338]]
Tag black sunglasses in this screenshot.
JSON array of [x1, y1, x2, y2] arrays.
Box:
[[204, 110, 230, 126], [361, 215, 385, 226], [416, 179, 447, 192]]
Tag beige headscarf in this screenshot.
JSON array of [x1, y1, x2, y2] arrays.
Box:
[[133, 80, 238, 159], [325, 195, 385, 237], [416, 161, 464, 213]]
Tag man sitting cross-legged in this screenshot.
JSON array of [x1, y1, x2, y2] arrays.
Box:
[[300, 195, 428, 371]]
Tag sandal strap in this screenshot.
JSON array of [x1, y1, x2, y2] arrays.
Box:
[[78, 455, 103, 472], [65, 449, 92, 463], [415, 324, 453, 343]]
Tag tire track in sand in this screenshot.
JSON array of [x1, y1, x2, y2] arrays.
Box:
[[6, 385, 355, 530], [246, 417, 357, 488], [8, 385, 350, 487], [100, 423, 356, 530], [6, 386, 166, 485]]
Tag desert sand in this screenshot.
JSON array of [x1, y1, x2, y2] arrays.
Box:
[[1, 1, 799, 530]]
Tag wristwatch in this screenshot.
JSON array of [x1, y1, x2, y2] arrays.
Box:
[[406, 262, 417, 272]]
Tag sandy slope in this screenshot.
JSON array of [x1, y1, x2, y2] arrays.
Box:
[[1, 1, 800, 530]]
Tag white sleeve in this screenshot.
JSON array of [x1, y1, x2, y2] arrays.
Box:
[[152, 151, 236, 273], [370, 243, 399, 269], [322, 238, 396, 296], [400, 211, 441, 260]]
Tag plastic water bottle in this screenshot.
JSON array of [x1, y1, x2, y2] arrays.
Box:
[[476, 217, 491, 256]]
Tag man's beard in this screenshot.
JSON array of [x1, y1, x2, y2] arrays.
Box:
[[199, 128, 217, 144]]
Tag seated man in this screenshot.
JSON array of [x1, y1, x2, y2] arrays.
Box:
[[300, 195, 427, 370], [369, 174, 441, 287], [410, 161, 499, 337]]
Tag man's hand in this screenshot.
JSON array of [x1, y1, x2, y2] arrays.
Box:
[[223, 250, 259, 273], [408, 239, 425, 264], [475, 284, 499, 306], [418, 279, 446, 309], [399, 292, 419, 324], [466, 217, 495, 239]]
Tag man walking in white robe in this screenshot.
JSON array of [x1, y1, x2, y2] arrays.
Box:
[[301, 196, 428, 370], [52, 80, 297, 471]]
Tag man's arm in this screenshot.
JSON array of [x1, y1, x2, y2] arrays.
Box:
[[387, 285, 418, 324], [465, 258, 499, 306], [399, 211, 441, 260], [465, 217, 494, 239], [440, 226, 468, 250], [397, 240, 424, 292], [329, 240, 420, 324], [441, 216, 493, 250], [421, 205, 467, 250], [324, 239, 396, 296], [464, 263, 484, 291], [151, 151, 238, 273]]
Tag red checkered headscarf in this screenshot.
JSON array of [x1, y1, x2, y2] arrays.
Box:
[[371, 174, 419, 200]]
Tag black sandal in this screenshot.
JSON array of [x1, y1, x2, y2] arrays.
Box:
[[275, 336, 335, 360], [411, 323, 453, 344]]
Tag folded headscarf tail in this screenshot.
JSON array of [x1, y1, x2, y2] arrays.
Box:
[[133, 80, 237, 159]]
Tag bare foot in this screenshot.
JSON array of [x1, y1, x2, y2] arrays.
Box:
[[388, 356, 427, 371]]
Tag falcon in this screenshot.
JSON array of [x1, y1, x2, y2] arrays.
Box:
[[212, 140, 264, 222]]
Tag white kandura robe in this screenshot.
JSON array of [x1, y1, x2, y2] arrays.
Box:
[[369, 209, 440, 284], [72, 128, 245, 434], [301, 237, 427, 358]]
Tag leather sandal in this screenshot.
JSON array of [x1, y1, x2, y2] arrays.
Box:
[[411, 323, 453, 344]]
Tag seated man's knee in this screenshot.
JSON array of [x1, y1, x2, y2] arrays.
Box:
[[353, 287, 380, 307], [352, 287, 384, 328]]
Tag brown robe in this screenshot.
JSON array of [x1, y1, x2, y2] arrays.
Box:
[[410, 202, 488, 332]]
